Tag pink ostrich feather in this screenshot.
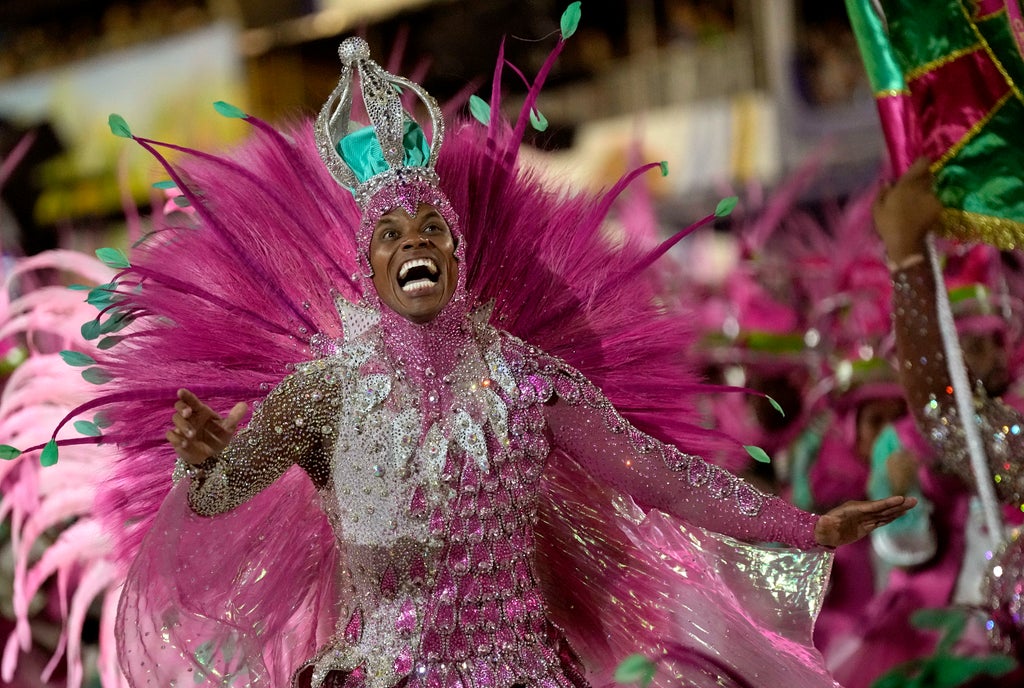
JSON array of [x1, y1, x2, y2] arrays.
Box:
[[9, 29, 786, 688], [71, 48, 741, 572], [1, 251, 129, 688]]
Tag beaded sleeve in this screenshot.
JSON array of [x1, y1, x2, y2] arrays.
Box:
[[184, 359, 340, 516], [891, 261, 1024, 505], [498, 339, 821, 549]]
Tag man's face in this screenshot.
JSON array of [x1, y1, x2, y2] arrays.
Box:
[[855, 396, 908, 461], [962, 330, 1011, 397], [369, 203, 458, 323]]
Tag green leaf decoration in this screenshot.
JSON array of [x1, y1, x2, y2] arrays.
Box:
[[152, 180, 177, 190], [614, 654, 656, 688], [926, 654, 1016, 688], [98, 336, 124, 350], [100, 312, 133, 334], [87, 283, 122, 308], [40, 439, 58, 467], [195, 640, 215, 667], [172, 195, 191, 207], [714, 195, 738, 217], [529, 108, 549, 132], [59, 350, 96, 367], [108, 113, 132, 138], [744, 445, 772, 464], [67, 284, 91, 291], [766, 395, 785, 417], [469, 95, 491, 125], [94, 412, 112, 428], [560, 1, 583, 39], [73, 420, 102, 437], [132, 231, 157, 249], [0, 445, 22, 460], [96, 247, 131, 269], [213, 100, 248, 119], [911, 608, 968, 655], [82, 367, 114, 385], [81, 319, 103, 341], [870, 674, 912, 688], [659, 160, 669, 177]]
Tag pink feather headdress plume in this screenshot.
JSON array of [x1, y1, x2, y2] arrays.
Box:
[[2, 6, 766, 684], [0, 250, 127, 688]]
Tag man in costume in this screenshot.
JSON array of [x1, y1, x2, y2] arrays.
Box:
[[865, 159, 1024, 667], [151, 36, 915, 688]]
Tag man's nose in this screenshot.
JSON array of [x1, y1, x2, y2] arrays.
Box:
[[402, 233, 430, 248]]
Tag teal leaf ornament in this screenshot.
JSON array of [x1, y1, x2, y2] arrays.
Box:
[[108, 113, 132, 138], [0, 445, 22, 460], [715, 196, 738, 217], [152, 180, 177, 190], [59, 350, 96, 367], [98, 336, 124, 350], [659, 161, 669, 177], [81, 320, 103, 341], [93, 412, 112, 429], [744, 445, 772, 464], [530, 108, 549, 132], [82, 367, 114, 385], [96, 247, 130, 269], [100, 312, 133, 334], [469, 95, 491, 125], [74, 420, 102, 437], [213, 100, 248, 119], [87, 283, 123, 308], [40, 440, 58, 467], [767, 395, 785, 417], [614, 654, 656, 688], [561, 2, 582, 39]]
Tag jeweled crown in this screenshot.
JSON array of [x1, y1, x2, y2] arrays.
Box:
[[315, 37, 446, 208]]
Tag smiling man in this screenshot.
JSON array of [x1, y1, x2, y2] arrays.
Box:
[[147, 36, 919, 688], [370, 204, 458, 324]]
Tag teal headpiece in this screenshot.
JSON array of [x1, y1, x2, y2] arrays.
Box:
[[315, 37, 445, 209]]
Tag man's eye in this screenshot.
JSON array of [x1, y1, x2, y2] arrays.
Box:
[[381, 230, 399, 240]]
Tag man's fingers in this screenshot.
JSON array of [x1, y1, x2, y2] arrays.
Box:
[[223, 401, 248, 431], [908, 156, 932, 176], [166, 430, 184, 450], [172, 413, 196, 438], [178, 388, 219, 420]]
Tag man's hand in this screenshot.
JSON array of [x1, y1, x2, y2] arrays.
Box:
[[167, 388, 247, 465], [873, 157, 943, 263], [814, 495, 918, 548]]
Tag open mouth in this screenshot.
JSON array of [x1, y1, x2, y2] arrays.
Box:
[[397, 257, 440, 293]]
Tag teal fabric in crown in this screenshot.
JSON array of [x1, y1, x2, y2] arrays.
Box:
[[337, 119, 431, 186]]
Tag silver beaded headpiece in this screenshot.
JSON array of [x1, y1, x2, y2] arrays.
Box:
[[315, 37, 446, 209]]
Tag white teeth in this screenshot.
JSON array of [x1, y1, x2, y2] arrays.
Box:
[[398, 258, 439, 279], [401, 279, 435, 293]]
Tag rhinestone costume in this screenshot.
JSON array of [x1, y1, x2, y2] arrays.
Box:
[[891, 260, 1024, 656], [183, 302, 819, 688], [890, 260, 1024, 506]]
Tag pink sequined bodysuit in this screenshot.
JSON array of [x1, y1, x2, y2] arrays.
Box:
[[184, 305, 821, 688]]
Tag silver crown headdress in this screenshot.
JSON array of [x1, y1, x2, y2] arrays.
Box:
[[316, 37, 446, 208]]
